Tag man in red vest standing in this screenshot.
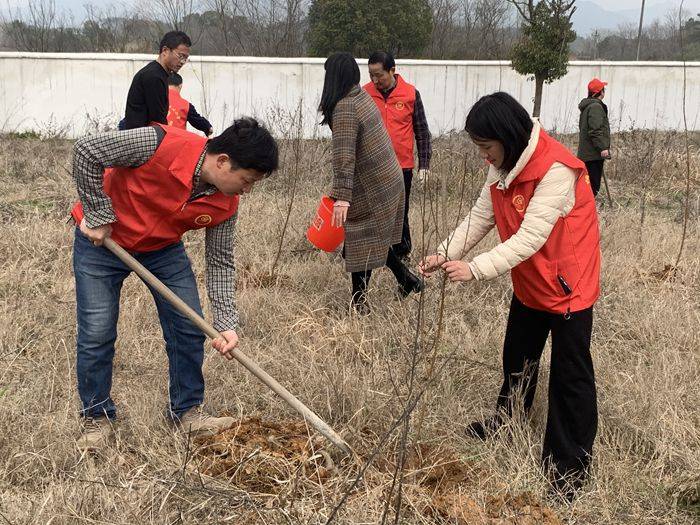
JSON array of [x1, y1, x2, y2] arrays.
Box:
[[167, 73, 214, 136], [70, 119, 278, 452], [364, 51, 432, 262]]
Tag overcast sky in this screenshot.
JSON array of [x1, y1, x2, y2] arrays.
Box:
[[592, 0, 696, 8], [3, 0, 699, 22], [4, 0, 699, 11]]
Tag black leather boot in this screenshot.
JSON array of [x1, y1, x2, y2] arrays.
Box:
[[465, 414, 504, 440], [397, 269, 425, 298]]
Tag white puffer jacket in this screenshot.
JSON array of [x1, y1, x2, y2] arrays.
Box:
[[438, 119, 577, 281]]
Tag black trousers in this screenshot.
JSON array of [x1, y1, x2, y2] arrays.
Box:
[[584, 160, 604, 197], [392, 169, 413, 258], [350, 248, 410, 304], [498, 295, 597, 477]]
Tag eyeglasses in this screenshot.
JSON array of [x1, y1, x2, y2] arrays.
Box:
[[172, 50, 189, 63]]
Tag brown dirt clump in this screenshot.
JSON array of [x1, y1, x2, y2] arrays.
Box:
[[431, 491, 488, 523], [485, 492, 562, 525], [392, 444, 560, 525], [401, 442, 484, 487], [193, 417, 334, 493], [430, 491, 562, 525]]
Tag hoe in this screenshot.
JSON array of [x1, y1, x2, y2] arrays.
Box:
[[103, 237, 352, 457]]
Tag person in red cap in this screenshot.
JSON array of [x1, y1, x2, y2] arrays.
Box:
[[577, 78, 611, 197]]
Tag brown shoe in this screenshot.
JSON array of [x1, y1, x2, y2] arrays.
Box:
[[77, 416, 114, 453], [177, 406, 235, 436]]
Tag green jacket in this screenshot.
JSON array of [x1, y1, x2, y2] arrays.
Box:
[[577, 98, 611, 161]]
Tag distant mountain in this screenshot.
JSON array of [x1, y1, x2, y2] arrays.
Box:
[[573, 1, 700, 36]]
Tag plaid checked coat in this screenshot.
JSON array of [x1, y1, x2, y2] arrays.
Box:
[[328, 86, 405, 273]]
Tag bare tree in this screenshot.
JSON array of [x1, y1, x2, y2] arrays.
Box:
[[427, 0, 460, 59], [2, 0, 61, 52], [82, 5, 154, 53], [201, 0, 242, 55], [145, 0, 203, 47], [151, 0, 200, 30], [197, 0, 307, 56], [238, 0, 307, 57], [474, 0, 515, 58], [427, 0, 514, 59]]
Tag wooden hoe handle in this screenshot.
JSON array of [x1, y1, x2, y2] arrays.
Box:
[[103, 237, 352, 457]]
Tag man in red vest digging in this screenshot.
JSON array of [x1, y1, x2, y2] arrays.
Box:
[[364, 51, 432, 262], [166, 73, 214, 136], [70, 119, 278, 452]]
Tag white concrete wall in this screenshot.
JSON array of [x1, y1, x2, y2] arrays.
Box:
[[0, 52, 698, 138]]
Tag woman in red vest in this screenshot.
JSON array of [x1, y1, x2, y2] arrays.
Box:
[[420, 92, 601, 499], [71, 119, 278, 452]]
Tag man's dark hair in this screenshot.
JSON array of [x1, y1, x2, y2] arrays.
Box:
[[465, 92, 533, 174], [208, 118, 279, 176], [368, 51, 395, 72], [159, 31, 191, 53], [167, 73, 183, 86], [588, 88, 604, 98], [319, 52, 360, 128]]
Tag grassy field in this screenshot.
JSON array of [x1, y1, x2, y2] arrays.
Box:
[[0, 129, 698, 524]]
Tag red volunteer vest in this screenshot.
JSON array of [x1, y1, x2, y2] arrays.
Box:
[[167, 88, 190, 130], [71, 125, 239, 252], [490, 130, 601, 314], [364, 74, 416, 169]]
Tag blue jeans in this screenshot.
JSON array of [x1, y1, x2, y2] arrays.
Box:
[[73, 229, 205, 420]]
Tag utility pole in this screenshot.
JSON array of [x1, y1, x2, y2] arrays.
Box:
[[636, 0, 646, 60], [593, 29, 599, 60]]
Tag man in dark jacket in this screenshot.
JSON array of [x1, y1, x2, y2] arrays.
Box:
[[122, 31, 192, 130], [577, 78, 611, 197]]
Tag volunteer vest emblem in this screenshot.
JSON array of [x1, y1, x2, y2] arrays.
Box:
[[395, 101, 405, 110], [194, 214, 212, 226], [512, 194, 526, 213], [585, 174, 591, 184]]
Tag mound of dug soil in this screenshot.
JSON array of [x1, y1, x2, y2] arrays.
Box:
[[193, 417, 334, 493], [194, 423, 560, 523], [397, 444, 561, 525], [432, 491, 562, 525]]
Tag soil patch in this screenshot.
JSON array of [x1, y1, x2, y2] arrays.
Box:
[[193, 417, 333, 493], [389, 444, 561, 525]]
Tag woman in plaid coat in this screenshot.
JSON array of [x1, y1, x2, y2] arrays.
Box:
[[320, 52, 424, 312]]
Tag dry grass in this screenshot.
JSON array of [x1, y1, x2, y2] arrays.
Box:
[[0, 130, 698, 524]]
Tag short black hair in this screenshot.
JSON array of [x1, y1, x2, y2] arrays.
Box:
[[319, 52, 360, 128], [167, 73, 183, 86], [159, 31, 191, 53], [588, 88, 604, 98], [208, 118, 279, 176], [464, 92, 533, 174], [368, 51, 395, 71]]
